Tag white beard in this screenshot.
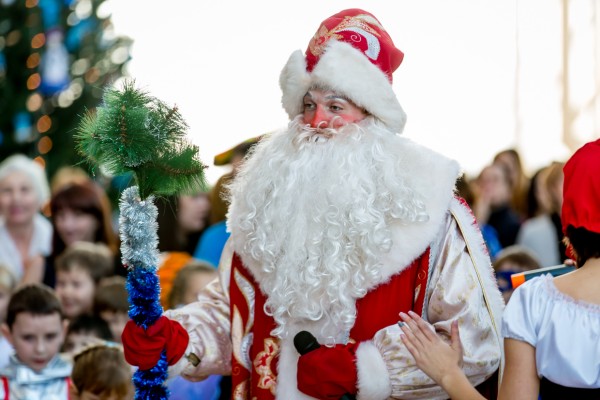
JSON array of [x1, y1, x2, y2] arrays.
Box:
[[227, 116, 429, 341]]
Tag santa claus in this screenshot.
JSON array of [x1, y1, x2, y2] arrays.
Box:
[[123, 8, 504, 400]]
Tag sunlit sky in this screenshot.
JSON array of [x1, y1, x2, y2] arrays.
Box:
[[105, 0, 584, 185]]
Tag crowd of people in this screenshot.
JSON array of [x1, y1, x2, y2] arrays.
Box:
[[0, 6, 598, 400]]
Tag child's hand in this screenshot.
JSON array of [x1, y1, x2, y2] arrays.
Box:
[[399, 311, 464, 385]]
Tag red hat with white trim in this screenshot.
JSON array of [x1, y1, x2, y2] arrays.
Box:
[[279, 9, 406, 133], [562, 138, 600, 234]]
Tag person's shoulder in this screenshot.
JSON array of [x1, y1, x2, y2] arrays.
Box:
[[203, 221, 228, 236], [506, 275, 551, 309]]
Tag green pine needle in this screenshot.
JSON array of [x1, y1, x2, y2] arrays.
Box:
[[75, 81, 207, 199]]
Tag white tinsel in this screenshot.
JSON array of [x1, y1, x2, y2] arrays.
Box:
[[119, 186, 160, 269]]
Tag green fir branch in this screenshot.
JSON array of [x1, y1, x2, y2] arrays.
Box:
[[75, 81, 207, 199]]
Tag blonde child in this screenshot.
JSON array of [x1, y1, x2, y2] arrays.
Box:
[[0, 265, 17, 369], [70, 343, 133, 400], [167, 259, 218, 310], [0, 283, 71, 399], [55, 242, 113, 320]]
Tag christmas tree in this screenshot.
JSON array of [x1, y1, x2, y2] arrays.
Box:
[[0, 0, 131, 179]]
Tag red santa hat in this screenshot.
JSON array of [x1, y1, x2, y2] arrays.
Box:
[[562, 138, 600, 235], [279, 9, 407, 133]]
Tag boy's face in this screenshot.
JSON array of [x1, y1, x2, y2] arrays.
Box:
[[63, 331, 104, 355], [56, 265, 95, 319], [1, 312, 66, 372]]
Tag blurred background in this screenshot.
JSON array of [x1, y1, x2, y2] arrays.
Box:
[[0, 0, 599, 185]]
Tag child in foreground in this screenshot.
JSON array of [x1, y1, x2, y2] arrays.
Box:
[[0, 283, 71, 399], [69, 342, 133, 400]]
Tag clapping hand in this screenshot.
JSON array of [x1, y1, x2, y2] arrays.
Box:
[[399, 311, 463, 386]]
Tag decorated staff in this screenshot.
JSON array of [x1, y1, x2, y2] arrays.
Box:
[[75, 82, 206, 399]]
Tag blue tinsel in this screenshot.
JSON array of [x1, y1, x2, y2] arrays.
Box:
[[120, 187, 169, 399], [126, 267, 163, 329], [132, 351, 169, 400]]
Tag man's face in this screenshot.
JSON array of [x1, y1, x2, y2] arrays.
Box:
[[2, 312, 66, 372], [302, 89, 367, 130]]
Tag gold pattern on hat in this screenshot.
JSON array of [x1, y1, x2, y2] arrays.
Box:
[[308, 14, 382, 57]]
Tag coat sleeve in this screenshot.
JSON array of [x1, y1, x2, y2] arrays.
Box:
[[355, 208, 504, 400], [165, 239, 234, 381]]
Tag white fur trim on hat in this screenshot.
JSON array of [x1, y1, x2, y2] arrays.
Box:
[[279, 40, 407, 133], [355, 340, 392, 399]]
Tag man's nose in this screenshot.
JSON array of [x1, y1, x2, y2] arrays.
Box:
[[309, 105, 328, 128]]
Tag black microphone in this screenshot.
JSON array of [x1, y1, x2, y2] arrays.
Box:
[[294, 330, 321, 355], [294, 330, 356, 400]]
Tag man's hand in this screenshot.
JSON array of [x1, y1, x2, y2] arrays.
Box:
[[297, 341, 358, 399], [121, 316, 189, 370]]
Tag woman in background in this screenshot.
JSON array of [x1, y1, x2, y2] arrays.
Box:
[[0, 154, 52, 283], [44, 180, 119, 287]]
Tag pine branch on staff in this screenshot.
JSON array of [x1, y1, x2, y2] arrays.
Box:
[[74, 81, 207, 400], [75, 80, 207, 199]]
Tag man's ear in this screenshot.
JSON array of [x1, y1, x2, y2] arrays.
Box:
[[1, 323, 12, 346]]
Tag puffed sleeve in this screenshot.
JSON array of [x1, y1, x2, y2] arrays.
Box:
[[501, 275, 548, 346], [165, 239, 234, 381], [355, 213, 503, 400]]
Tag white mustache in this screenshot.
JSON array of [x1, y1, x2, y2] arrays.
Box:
[[294, 119, 346, 144]]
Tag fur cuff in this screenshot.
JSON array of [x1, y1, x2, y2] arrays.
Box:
[[355, 340, 392, 399]]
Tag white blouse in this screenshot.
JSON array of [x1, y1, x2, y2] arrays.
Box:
[[502, 274, 600, 388], [0, 214, 52, 280]]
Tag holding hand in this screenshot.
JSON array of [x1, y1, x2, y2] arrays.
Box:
[[297, 341, 358, 399], [121, 315, 189, 370]]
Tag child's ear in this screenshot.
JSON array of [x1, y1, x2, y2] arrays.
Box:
[[0, 323, 12, 345]]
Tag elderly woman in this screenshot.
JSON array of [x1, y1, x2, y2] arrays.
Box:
[[0, 154, 52, 282]]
